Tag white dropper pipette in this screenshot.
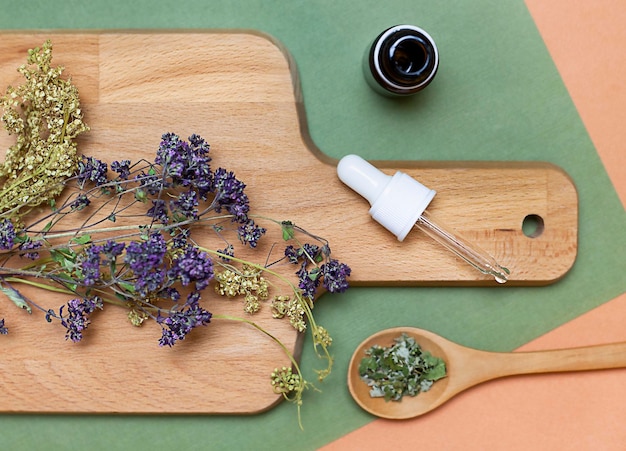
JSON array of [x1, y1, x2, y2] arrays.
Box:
[[336, 154, 510, 283]]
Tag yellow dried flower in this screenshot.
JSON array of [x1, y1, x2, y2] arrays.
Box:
[[0, 40, 89, 220], [270, 366, 302, 396], [214, 264, 270, 314], [313, 326, 332, 347], [127, 307, 148, 327], [271, 295, 306, 332]]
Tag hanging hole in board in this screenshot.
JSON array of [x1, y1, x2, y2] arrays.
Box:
[[522, 214, 545, 238]]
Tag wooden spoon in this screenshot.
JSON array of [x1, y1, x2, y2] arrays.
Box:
[[348, 327, 626, 419]]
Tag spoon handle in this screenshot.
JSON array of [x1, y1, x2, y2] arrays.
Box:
[[486, 341, 626, 380]]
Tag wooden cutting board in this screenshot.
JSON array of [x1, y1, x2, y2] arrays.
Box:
[[0, 31, 577, 414]]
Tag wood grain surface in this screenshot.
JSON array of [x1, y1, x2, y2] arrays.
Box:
[[0, 31, 578, 414]]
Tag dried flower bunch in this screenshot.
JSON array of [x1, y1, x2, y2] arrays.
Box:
[[0, 40, 351, 425]]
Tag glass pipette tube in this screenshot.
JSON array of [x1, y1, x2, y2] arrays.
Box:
[[415, 210, 509, 283]]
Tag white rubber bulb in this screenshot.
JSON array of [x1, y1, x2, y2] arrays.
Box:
[[337, 154, 436, 241]]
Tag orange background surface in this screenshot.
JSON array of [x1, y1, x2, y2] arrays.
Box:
[[322, 1, 626, 449]]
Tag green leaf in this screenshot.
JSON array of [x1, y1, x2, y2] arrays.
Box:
[[138, 225, 149, 240], [49, 248, 65, 264], [281, 221, 295, 240], [117, 281, 136, 293], [50, 247, 77, 265], [135, 189, 147, 203], [424, 360, 447, 381], [358, 356, 377, 374], [54, 272, 78, 292], [13, 233, 28, 244], [71, 234, 92, 245], [308, 268, 320, 281], [0, 284, 32, 314]]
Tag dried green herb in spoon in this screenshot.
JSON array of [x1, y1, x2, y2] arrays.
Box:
[[358, 333, 447, 401]]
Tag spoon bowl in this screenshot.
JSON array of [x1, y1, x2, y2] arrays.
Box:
[[348, 326, 626, 420], [348, 327, 452, 419]]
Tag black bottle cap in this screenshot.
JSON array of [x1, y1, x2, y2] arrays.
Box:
[[365, 25, 439, 96]]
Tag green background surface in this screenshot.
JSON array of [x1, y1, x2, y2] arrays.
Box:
[[1, 1, 624, 450]]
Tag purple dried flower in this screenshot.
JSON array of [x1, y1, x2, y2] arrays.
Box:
[[157, 287, 181, 302], [59, 296, 103, 342], [0, 218, 16, 250], [136, 270, 167, 296], [157, 292, 212, 347], [70, 194, 91, 211], [156, 133, 213, 194], [18, 240, 43, 260], [297, 265, 321, 301], [188, 156, 213, 197], [124, 233, 167, 274], [284, 245, 299, 264], [170, 189, 199, 220], [111, 160, 131, 180], [168, 245, 214, 291], [0, 318, 7, 335], [79, 244, 104, 286], [102, 240, 125, 261], [212, 168, 249, 221], [302, 243, 322, 260], [156, 134, 188, 180], [188, 133, 211, 156], [77, 156, 108, 187], [218, 244, 234, 261], [135, 169, 164, 196], [158, 328, 177, 347], [284, 243, 321, 264], [170, 228, 190, 249], [238, 220, 266, 248], [321, 259, 351, 293], [147, 199, 169, 224], [124, 232, 168, 296]]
